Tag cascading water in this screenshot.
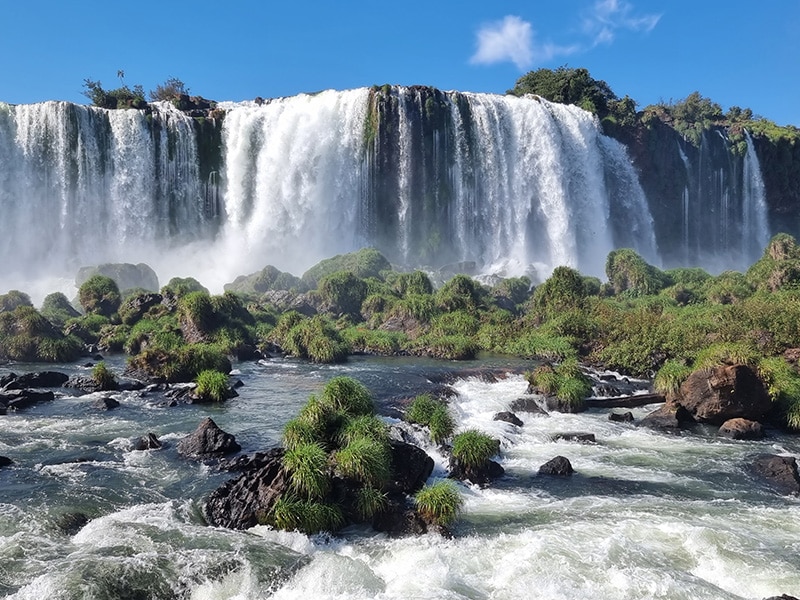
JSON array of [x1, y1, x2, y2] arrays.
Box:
[[0, 101, 210, 294], [217, 87, 659, 280], [0, 88, 779, 297], [743, 130, 770, 260]]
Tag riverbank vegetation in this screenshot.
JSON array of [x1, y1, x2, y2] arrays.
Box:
[[4, 237, 800, 427]]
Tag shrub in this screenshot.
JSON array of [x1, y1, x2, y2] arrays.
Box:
[[653, 360, 693, 395], [321, 376, 374, 417], [430, 310, 479, 337], [0, 290, 33, 313], [302, 248, 391, 288], [335, 415, 390, 450], [354, 487, 388, 521], [269, 497, 344, 534], [78, 275, 121, 317], [195, 369, 229, 402], [530, 266, 588, 317], [161, 277, 209, 298], [435, 275, 486, 312], [451, 430, 499, 470], [40, 292, 81, 326], [693, 342, 760, 370], [416, 334, 479, 360], [283, 442, 331, 500], [492, 276, 532, 306], [504, 331, 577, 361], [334, 437, 391, 487], [758, 357, 800, 430], [414, 481, 463, 526], [0, 306, 82, 362], [126, 343, 231, 382], [92, 362, 117, 390], [318, 271, 369, 318], [389, 271, 434, 297], [283, 316, 349, 363], [605, 249, 670, 296]]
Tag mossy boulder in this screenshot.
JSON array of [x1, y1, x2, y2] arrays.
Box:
[[76, 263, 159, 294], [302, 248, 391, 288]]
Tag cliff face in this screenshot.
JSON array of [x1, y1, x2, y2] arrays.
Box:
[[612, 120, 779, 271]]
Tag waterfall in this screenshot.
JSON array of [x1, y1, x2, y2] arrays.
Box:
[[0, 101, 208, 287], [743, 130, 770, 262], [0, 88, 777, 296]]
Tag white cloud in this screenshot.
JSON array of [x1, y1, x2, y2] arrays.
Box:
[[582, 0, 661, 46], [470, 15, 578, 70]]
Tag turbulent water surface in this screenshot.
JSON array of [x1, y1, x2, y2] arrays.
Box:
[[1, 356, 799, 599]]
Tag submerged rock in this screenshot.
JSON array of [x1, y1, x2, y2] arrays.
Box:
[[551, 432, 596, 443], [178, 417, 240, 459], [133, 432, 162, 451], [93, 396, 120, 410], [751, 454, 800, 495], [719, 418, 764, 440], [493, 411, 523, 426], [609, 411, 634, 422], [639, 404, 692, 432]]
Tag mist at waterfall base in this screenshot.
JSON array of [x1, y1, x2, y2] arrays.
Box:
[[0, 89, 770, 302], [2, 358, 800, 599]]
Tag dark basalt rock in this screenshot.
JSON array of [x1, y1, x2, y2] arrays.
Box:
[[133, 432, 162, 451], [493, 411, 524, 426], [93, 396, 120, 410], [639, 404, 692, 432], [719, 418, 764, 440], [751, 454, 800, 495], [386, 440, 434, 495], [0, 389, 55, 410], [0, 456, 13, 467], [52, 512, 89, 535], [551, 432, 596, 443], [1, 371, 69, 390], [372, 495, 428, 536], [178, 417, 241, 459], [509, 397, 549, 417], [538, 455, 574, 476], [449, 457, 504, 486], [609, 411, 634, 422], [763, 595, 800, 600], [64, 375, 116, 394], [204, 448, 288, 529]]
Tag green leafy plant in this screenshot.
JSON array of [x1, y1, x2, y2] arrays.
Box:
[[92, 362, 117, 390], [414, 480, 463, 526], [451, 430, 499, 470], [282, 442, 331, 500], [194, 369, 229, 402]]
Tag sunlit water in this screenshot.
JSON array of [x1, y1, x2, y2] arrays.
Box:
[[1, 356, 799, 599]]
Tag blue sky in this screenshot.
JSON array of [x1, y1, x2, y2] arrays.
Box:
[[2, 1, 799, 126]]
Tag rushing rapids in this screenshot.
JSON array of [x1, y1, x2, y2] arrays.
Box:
[[0, 87, 772, 294]]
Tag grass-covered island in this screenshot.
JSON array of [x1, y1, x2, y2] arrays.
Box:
[[4, 236, 800, 536]]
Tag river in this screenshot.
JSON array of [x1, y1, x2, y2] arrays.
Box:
[[1, 355, 799, 599]]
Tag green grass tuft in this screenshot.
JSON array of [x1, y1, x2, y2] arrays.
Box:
[[414, 480, 463, 526]]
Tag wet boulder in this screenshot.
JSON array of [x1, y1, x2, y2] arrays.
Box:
[[386, 440, 434, 495], [639, 404, 692, 432], [493, 411, 524, 426], [133, 432, 162, 450], [0, 456, 12, 467], [372, 495, 428, 536], [719, 418, 764, 440], [204, 448, 288, 529], [93, 396, 120, 410], [1, 371, 69, 390], [178, 417, 240, 459], [0, 389, 55, 410], [751, 454, 800, 495], [449, 457, 504, 486], [509, 397, 549, 417], [609, 411, 634, 422], [673, 364, 771, 425], [538, 456, 574, 476]]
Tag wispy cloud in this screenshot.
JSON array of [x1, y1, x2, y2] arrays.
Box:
[[470, 2, 661, 70], [582, 0, 662, 46], [470, 15, 578, 69]]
